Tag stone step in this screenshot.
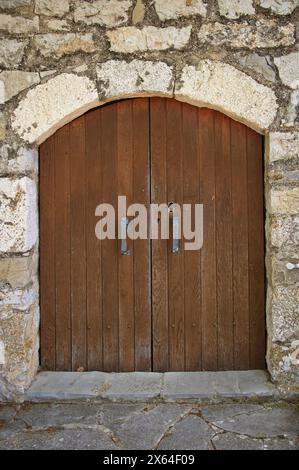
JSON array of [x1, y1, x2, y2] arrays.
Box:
[[25, 370, 276, 402]]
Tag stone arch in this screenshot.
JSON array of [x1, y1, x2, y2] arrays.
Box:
[[2, 57, 289, 400], [11, 59, 278, 146]]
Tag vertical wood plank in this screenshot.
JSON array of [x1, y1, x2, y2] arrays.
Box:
[[150, 98, 169, 371], [133, 98, 151, 371], [182, 104, 202, 371], [247, 128, 266, 369], [85, 109, 103, 370], [54, 125, 72, 371], [231, 121, 250, 369], [215, 112, 234, 370], [70, 116, 87, 371], [166, 99, 185, 371], [199, 108, 218, 370], [101, 102, 119, 371], [117, 100, 135, 371], [40, 135, 56, 370]]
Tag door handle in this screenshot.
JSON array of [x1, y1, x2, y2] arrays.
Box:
[[120, 217, 130, 255], [168, 203, 180, 254], [172, 215, 180, 254]]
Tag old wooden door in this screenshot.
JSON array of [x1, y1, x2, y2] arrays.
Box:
[[40, 98, 265, 372]]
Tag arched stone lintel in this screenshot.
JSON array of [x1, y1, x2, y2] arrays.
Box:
[[11, 59, 279, 146], [175, 94, 265, 135], [12, 73, 102, 146], [175, 61, 278, 135]]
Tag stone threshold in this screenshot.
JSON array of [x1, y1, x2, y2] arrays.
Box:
[[25, 370, 277, 402]]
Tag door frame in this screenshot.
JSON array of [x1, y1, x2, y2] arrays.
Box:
[[2, 58, 294, 397], [39, 98, 266, 373]]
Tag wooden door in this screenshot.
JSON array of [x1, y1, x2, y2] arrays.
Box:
[[40, 98, 265, 372], [40, 99, 151, 372], [150, 99, 265, 371]]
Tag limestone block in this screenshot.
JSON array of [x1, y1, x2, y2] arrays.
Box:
[[175, 60, 278, 132], [236, 53, 275, 82], [268, 132, 299, 162], [0, 14, 39, 34], [258, 0, 299, 15], [44, 19, 69, 31], [97, 59, 174, 99], [12, 73, 99, 144], [33, 33, 95, 58], [108, 26, 192, 53], [268, 342, 299, 390], [0, 177, 37, 253], [0, 71, 40, 105], [0, 305, 39, 388], [284, 90, 299, 127], [198, 20, 295, 49], [154, 0, 207, 21], [270, 215, 299, 248], [0, 285, 38, 311], [218, 0, 255, 19], [274, 52, 299, 89], [74, 0, 131, 27], [0, 0, 31, 8], [0, 255, 37, 289], [270, 187, 299, 214], [35, 0, 70, 18], [0, 144, 38, 175], [0, 39, 28, 68]]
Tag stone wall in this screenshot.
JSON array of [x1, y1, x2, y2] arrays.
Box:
[[0, 0, 298, 400]]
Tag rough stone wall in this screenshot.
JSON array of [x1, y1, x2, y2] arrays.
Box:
[[0, 0, 298, 400]]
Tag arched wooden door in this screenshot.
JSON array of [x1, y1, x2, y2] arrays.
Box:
[[40, 98, 265, 372]]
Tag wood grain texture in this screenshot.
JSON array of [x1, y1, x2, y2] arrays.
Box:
[[85, 109, 103, 371], [69, 116, 87, 371], [132, 99, 151, 371], [231, 121, 250, 370], [40, 134, 56, 370], [54, 125, 71, 371], [150, 98, 169, 371], [247, 127, 266, 369], [215, 113, 234, 370], [40, 98, 265, 372], [199, 108, 218, 370]]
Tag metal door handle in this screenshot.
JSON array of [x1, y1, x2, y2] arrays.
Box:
[[172, 216, 180, 254], [120, 217, 130, 255], [168, 203, 180, 254]]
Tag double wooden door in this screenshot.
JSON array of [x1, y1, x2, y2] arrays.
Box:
[[40, 98, 265, 372]]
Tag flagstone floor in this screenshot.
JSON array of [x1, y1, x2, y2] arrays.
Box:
[[0, 401, 298, 450]]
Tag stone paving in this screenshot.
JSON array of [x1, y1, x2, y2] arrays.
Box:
[[0, 401, 298, 450]]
